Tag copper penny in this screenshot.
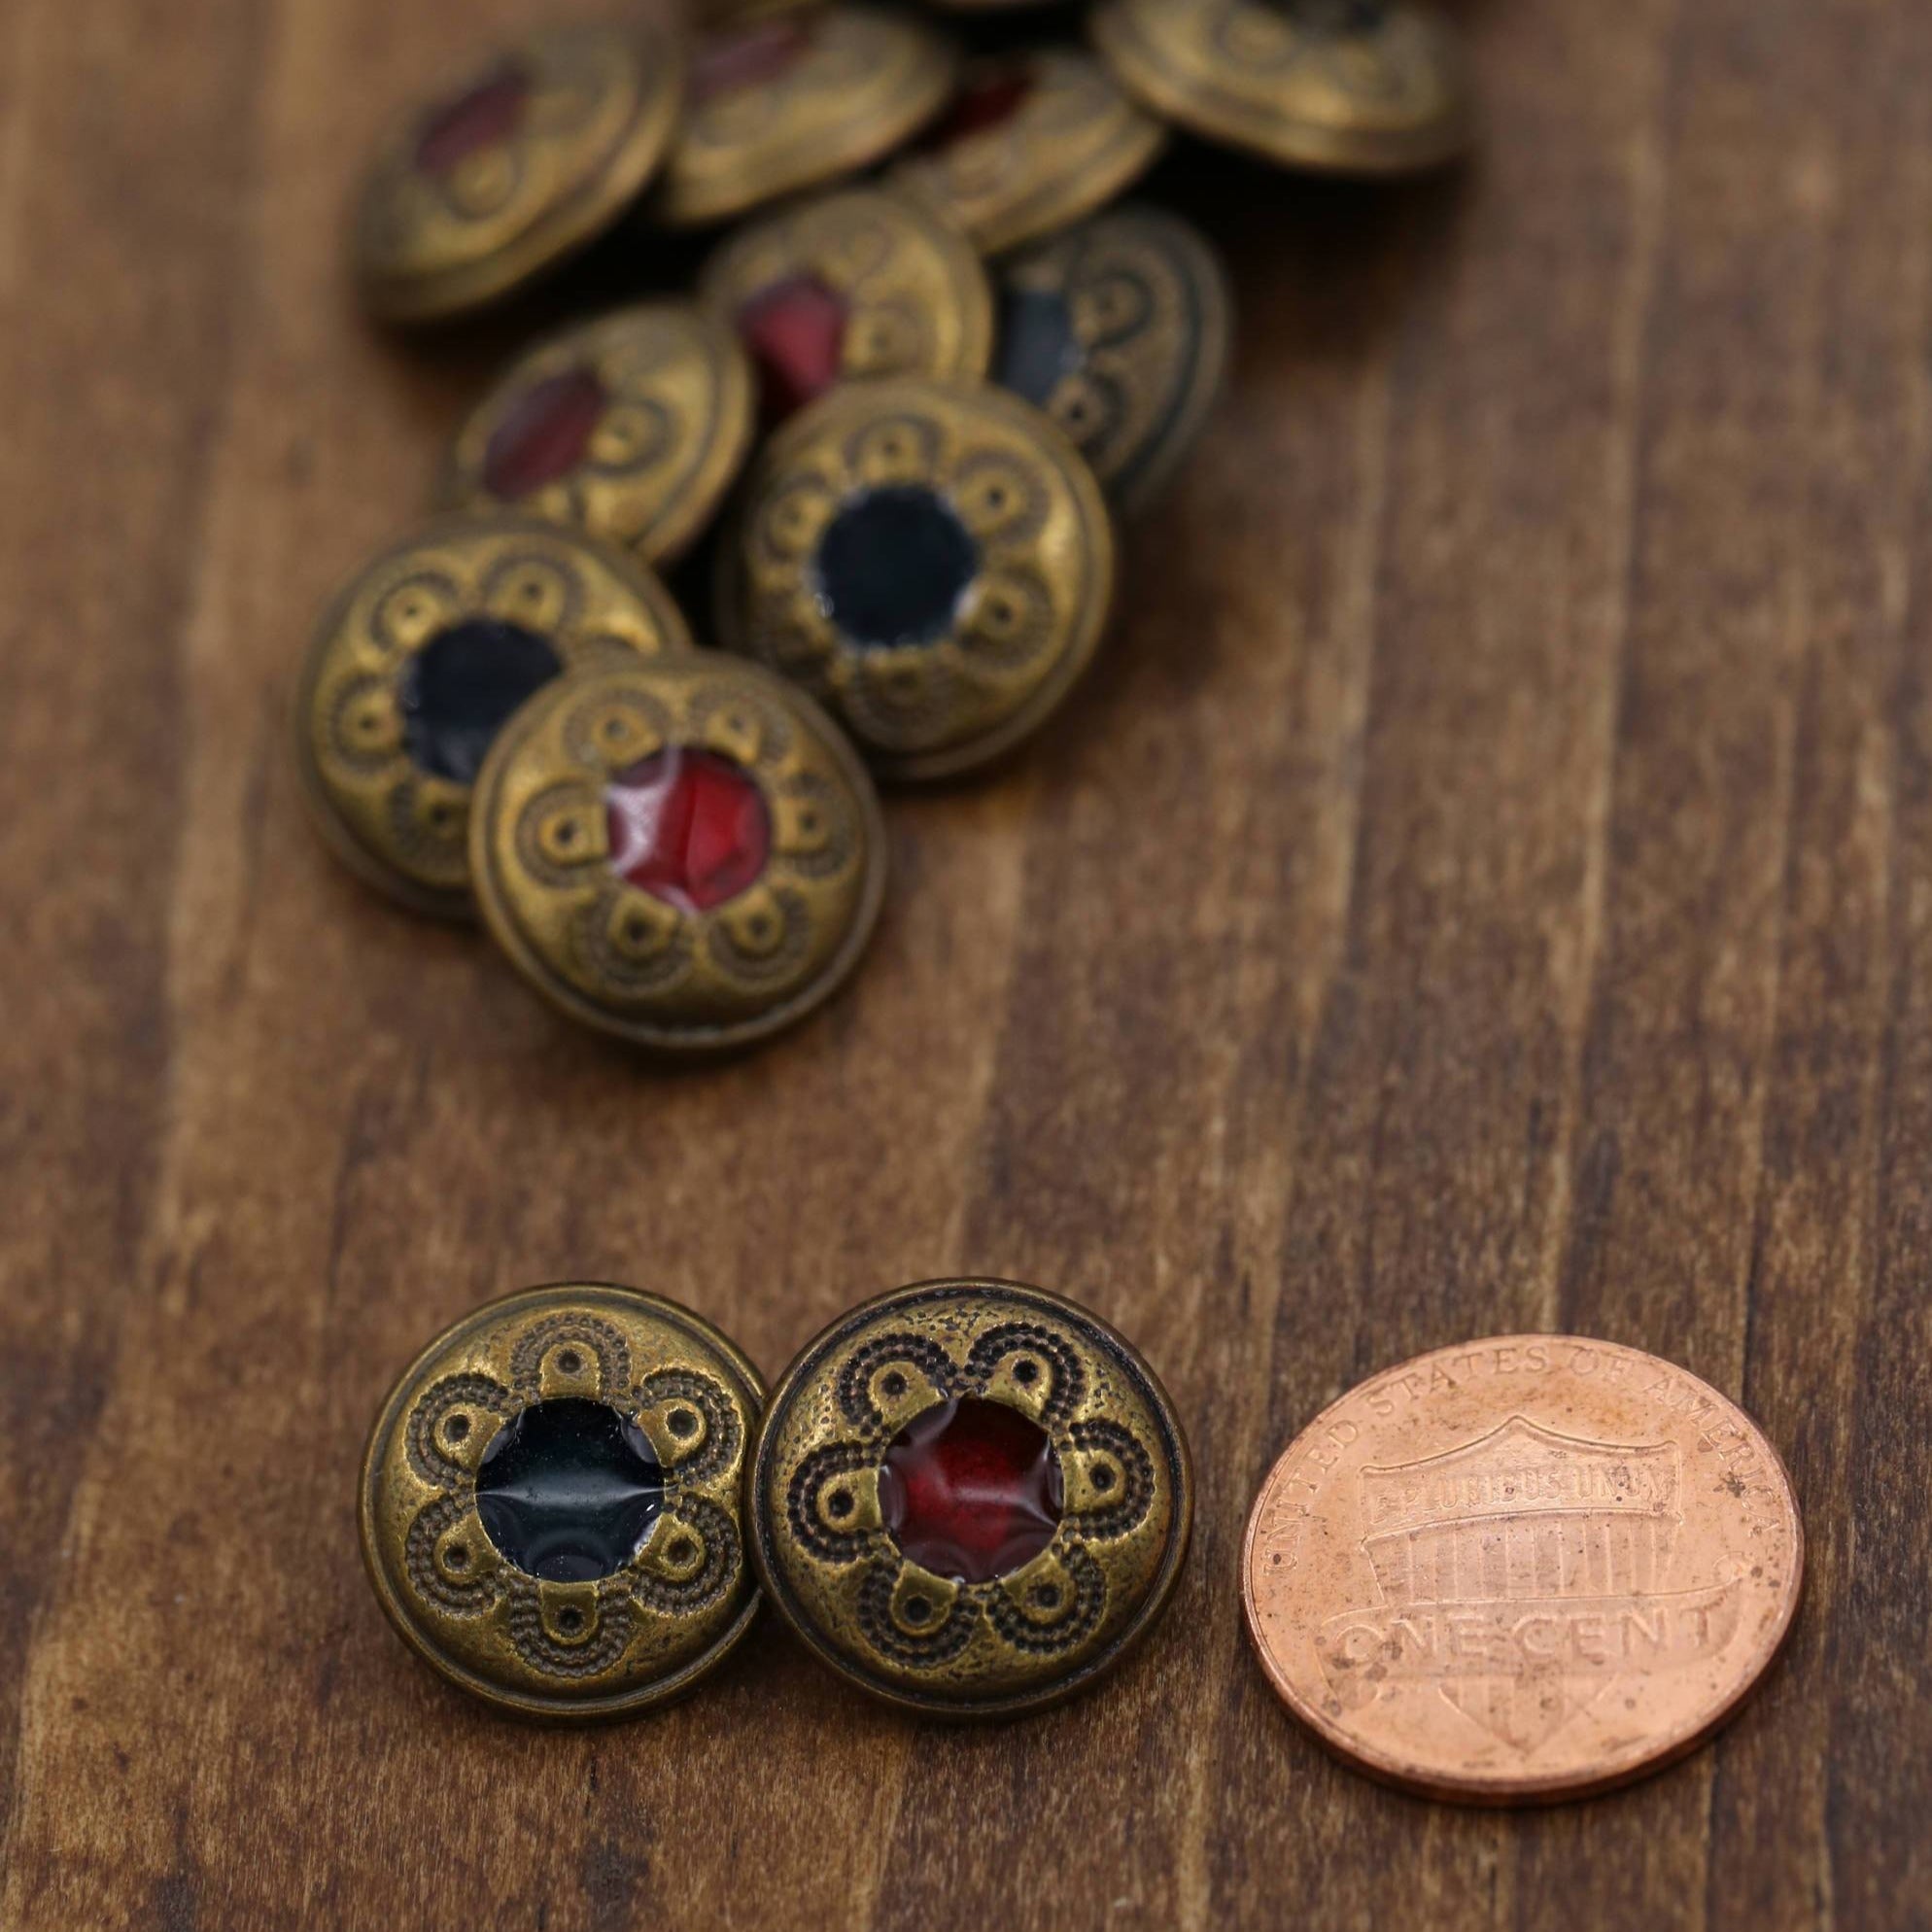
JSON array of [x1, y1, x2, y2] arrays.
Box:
[[1242, 1335, 1803, 1804]]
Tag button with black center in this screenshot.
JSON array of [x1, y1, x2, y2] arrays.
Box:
[[749, 1277, 1192, 1717], [994, 203, 1231, 514], [360, 1283, 766, 1718], [653, 8, 957, 229], [716, 376, 1115, 780], [440, 302, 756, 567], [294, 516, 691, 916], [698, 186, 993, 425], [354, 20, 686, 323], [892, 49, 1166, 257], [469, 656, 886, 1053], [1092, 0, 1473, 177]]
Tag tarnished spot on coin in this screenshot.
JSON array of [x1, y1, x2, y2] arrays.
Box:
[[1242, 1336, 1803, 1804]]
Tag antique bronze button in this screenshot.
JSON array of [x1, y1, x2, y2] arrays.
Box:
[[468, 657, 886, 1053], [440, 302, 756, 567], [654, 10, 957, 229], [749, 1277, 1192, 1717], [360, 1283, 765, 1718], [1091, 0, 1473, 177], [892, 50, 1167, 257], [715, 376, 1115, 780], [698, 186, 993, 425], [294, 516, 690, 917], [994, 203, 1231, 513], [355, 21, 685, 322]]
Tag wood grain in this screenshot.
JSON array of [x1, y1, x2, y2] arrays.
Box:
[[1, 0, 1928, 1924]]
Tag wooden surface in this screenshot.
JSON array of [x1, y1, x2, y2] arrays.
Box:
[[2, 0, 1929, 1925]]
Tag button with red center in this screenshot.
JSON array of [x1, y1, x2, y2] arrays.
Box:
[[354, 20, 686, 323], [699, 187, 993, 426], [717, 375, 1116, 780], [653, 7, 957, 229], [360, 1282, 766, 1717], [293, 515, 691, 917], [1092, 0, 1474, 178], [750, 1278, 1192, 1716], [441, 302, 756, 567], [468, 657, 886, 1053], [891, 49, 1166, 257]]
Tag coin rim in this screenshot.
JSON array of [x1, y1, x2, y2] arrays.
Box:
[[1239, 1332, 1806, 1804], [748, 1274, 1194, 1719], [357, 1280, 768, 1721]]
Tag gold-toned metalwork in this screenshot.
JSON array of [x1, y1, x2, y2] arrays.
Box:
[[1091, 0, 1473, 177], [360, 1283, 765, 1719], [654, 10, 957, 229], [892, 49, 1167, 257], [994, 203, 1231, 514], [749, 1277, 1193, 1717], [440, 302, 756, 567], [715, 376, 1116, 780], [698, 186, 994, 416], [355, 21, 685, 323], [294, 516, 691, 918], [469, 657, 887, 1053]]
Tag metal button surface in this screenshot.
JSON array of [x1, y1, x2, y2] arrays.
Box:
[[1091, 0, 1473, 177], [716, 376, 1115, 780], [468, 656, 886, 1053], [294, 516, 690, 916], [699, 186, 994, 424], [893, 49, 1167, 257], [440, 302, 756, 567], [749, 1278, 1192, 1717], [994, 203, 1231, 514], [654, 9, 957, 229], [355, 21, 685, 322], [359, 1283, 765, 1719]]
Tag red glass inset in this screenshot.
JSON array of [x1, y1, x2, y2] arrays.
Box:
[[482, 367, 608, 499], [604, 747, 772, 914], [415, 66, 533, 175], [923, 69, 1034, 154], [878, 1397, 1062, 1583], [736, 274, 851, 423], [689, 20, 814, 105]]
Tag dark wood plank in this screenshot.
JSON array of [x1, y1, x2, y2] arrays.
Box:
[[0, 0, 1927, 1925]]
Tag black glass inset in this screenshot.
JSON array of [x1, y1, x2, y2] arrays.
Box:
[[398, 618, 564, 783], [996, 286, 1084, 411], [811, 486, 981, 652], [473, 1397, 664, 1582]]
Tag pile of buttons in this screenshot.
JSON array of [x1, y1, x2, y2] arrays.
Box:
[[296, 0, 1474, 1054]]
